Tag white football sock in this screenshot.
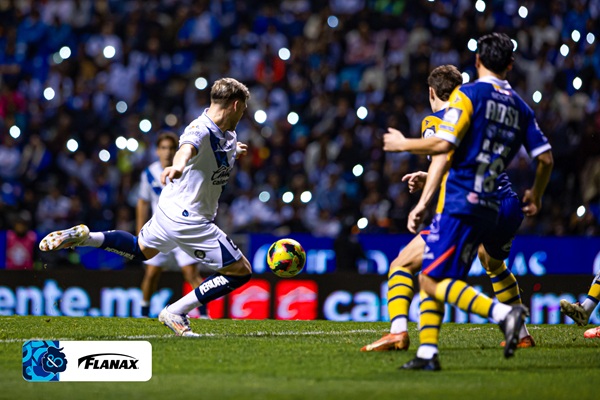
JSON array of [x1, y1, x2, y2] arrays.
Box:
[[390, 317, 408, 334], [83, 232, 105, 247], [167, 291, 202, 315], [581, 299, 596, 315], [491, 302, 512, 323], [519, 323, 530, 339], [416, 345, 438, 359]]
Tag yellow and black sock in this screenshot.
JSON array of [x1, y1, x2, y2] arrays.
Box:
[[582, 274, 600, 313], [388, 266, 415, 333], [417, 290, 444, 357], [434, 278, 510, 321], [486, 262, 521, 305]]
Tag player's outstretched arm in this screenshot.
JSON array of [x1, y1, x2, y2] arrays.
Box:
[[383, 127, 453, 155], [407, 153, 451, 233], [522, 149, 553, 217], [161, 144, 197, 184]]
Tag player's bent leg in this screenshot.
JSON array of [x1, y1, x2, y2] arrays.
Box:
[[480, 246, 535, 348], [400, 288, 444, 371], [39, 225, 90, 251], [562, 273, 600, 326], [362, 236, 424, 352], [160, 256, 252, 331], [140, 265, 162, 317], [40, 225, 156, 262], [427, 274, 528, 359], [401, 277, 444, 371]]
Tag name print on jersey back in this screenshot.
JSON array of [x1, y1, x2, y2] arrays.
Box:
[[435, 76, 551, 220]]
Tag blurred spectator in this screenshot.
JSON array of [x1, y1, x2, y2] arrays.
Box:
[[5, 211, 36, 270], [0, 136, 21, 183], [334, 220, 366, 271], [36, 186, 71, 233], [0, 0, 595, 240]]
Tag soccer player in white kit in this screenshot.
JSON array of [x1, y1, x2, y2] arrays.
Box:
[[40, 78, 252, 336], [137, 131, 207, 318]]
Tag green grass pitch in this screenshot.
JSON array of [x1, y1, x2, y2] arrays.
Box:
[[1, 317, 599, 400]]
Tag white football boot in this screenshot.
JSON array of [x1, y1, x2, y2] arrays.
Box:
[[560, 300, 589, 326], [158, 307, 200, 337], [39, 224, 90, 251]]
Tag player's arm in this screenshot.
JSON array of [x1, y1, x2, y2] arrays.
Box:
[[136, 199, 150, 234], [522, 150, 553, 217], [407, 153, 451, 233], [161, 143, 197, 184], [383, 128, 454, 155]]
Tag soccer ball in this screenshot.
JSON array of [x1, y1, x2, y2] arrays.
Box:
[[267, 238, 306, 278]]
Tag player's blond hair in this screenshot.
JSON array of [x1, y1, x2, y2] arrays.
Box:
[[210, 77, 250, 106]]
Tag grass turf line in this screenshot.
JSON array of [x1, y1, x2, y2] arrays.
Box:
[[1, 317, 599, 400]]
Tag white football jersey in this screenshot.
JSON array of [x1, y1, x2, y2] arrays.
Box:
[[158, 109, 238, 223], [138, 161, 164, 212]]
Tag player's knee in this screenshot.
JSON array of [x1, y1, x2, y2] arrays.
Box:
[[477, 245, 491, 269], [236, 256, 252, 275], [388, 261, 419, 278], [221, 256, 252, 277], [418, 274, 437, 296], [145, 266, 162, 279]]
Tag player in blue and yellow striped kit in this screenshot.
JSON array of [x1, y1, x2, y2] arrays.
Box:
[[383, 33, 553, 370], [363, 65, 535, 352]]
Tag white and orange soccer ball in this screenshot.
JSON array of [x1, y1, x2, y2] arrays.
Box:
[[266, 238, 306, 278]]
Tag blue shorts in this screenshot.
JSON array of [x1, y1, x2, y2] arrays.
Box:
[[421, 213, 488, 280], [481, 195, 524, 260]]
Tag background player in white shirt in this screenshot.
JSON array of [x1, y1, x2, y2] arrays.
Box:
[[40, 78, 252, 336], [137, 131, 207, 319]]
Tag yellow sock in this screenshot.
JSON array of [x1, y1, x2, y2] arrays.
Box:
[[435, 278, 494, 318], [486, 262, 521, 305], [418, 290, 444, 351], [388, 266, 414, 333]]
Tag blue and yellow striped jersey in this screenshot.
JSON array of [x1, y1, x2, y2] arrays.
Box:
[[421, 109, 446, 139], [434, 76, 551, 220]]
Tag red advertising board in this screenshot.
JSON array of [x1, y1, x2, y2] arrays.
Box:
[[275, 280, 318, 320]]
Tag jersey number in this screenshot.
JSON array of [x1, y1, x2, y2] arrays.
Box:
[[474, 158, 504, 193]]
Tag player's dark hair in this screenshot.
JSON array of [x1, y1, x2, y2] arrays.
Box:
[[210, 77, 250, 105], [477, 33, 514, 75], [428, 65, 463, 101], [156, 131, 179, 148]]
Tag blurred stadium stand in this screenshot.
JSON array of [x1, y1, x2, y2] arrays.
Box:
[[1, 0, 599, 272]]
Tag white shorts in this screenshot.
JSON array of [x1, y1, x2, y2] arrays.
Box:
[[143, 247, 198, 270], [138, 207, 243, 271]]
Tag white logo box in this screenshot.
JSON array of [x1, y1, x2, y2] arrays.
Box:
[[23, 341, 152, 382]]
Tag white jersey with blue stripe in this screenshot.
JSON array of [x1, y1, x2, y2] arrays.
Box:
[[158, 109, 238, 223], [138, 161, 164, 212]]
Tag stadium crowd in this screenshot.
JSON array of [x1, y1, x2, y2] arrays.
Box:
[[0, 0, 599, 250]]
